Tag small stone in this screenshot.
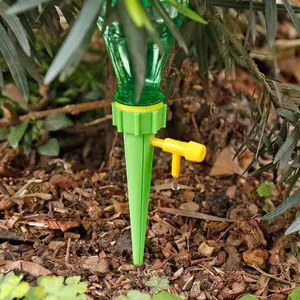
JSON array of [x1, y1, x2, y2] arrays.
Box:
[[31, 256, 43, 265], [198, 242, 214, 257], [82, 257, 109, 274]]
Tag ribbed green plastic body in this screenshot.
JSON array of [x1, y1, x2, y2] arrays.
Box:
[[98, 0, 188, 106], [112, 102, 167, 264]]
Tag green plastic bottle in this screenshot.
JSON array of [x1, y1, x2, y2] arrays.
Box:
[[97, 0, 188, 106]]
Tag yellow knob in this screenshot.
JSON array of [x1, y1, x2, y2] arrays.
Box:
[[151, 138, 206, 178]]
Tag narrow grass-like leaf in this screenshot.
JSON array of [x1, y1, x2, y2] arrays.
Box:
[[206, 0, 300, 14], [0, 23, 28, 101], [0, 68, 4, 88], [265, 0, 277, 46], [15, 45, 43, 84], [167, 0, 207, 24], [285, 170, 300, 198], [285, 217, 300, 234], [45, 0, 102, 85], [151, 0, 188, 53], [282, 0, 300, 38], [116, 0, 147, 103], [249, 162, 274, 177], [276, 108, 297, 123], [0, 2, 30, 56], [244, 0, 256, 46], [6, 0, 54, 15], [274, 126, 299, 170], [262, 189, 300, 220]]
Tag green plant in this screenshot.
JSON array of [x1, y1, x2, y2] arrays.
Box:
[[0, 272, 87, 300], [288, 288, 300, 300], [240, 295, 258, 300], [257, 182, 275, 198], [116, 290, 183, 300], [145, 276, 170, 293], [6, 113, 74, 156]]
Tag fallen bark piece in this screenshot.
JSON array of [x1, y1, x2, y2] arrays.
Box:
[[82, 257, 109, 274], [0, 260, 51, 276], [209, 146, 244, 177], [243, 249, 269, 269], [198, 242, 215, 257]]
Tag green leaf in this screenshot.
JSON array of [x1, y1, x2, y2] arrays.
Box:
[[37, 138, 59, 156], [145, 276, 169, 293], [45, 0, 103, 84], [116, 1, 147, 103], [65, 277, 87, 294], [276, 108, 297, 123], [153, 291, 183, 300], [0, 23, 29, 101], [274, 126, 299, 172], [65, 277, 81, 286], [151, 0, 188, 53], [265, 0, 277, 46], [125, 0, 145, 28], [166, 0, 207, 24], [257, 182, 275, 197], [240, 295, 259, 300], [116, 290, 151, 300], [263, 189, 300, 220], [25, 287, 47, 300], [0, 128, 9, 141], [282, 0, 300, 38], [11, 281, 30, 298], [23, 131, 33, 155], [206, 0, 300, 14], [288, 288, 300, 300], [6, 0, 54, 15], [37, 276, 64, 294], [0, 2, 30, 56], [44, 114, 73, 131], [8, 119, 29, 149], [286, 217, 300, 235]]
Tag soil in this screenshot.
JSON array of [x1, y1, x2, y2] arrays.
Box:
[[0, 61, 299, 300]]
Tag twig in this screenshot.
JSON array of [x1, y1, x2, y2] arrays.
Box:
[[158, 207, 234, 223], [251, 265, 297, 286], [0, 99, 112, 127], [65, 238, 71, 264], [62, 115, 112, 134]]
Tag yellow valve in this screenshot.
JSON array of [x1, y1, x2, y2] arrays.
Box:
[[151, 138, 206, 178]]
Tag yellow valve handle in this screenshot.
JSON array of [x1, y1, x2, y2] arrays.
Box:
[[151, 138, 206, 178]]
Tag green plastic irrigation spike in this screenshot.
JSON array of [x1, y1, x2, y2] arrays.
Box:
[[123, 133, 154, 264], [112, 100, 167, 264]]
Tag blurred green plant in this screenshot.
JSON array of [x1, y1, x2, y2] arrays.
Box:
[[0, 272, 87, 300], [116, 290, 183, 300], [145, 276, 170, 293]]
